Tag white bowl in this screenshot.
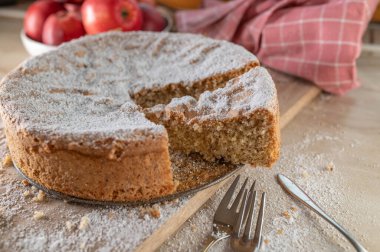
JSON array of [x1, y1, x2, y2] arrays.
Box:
[[20, 7, 173, 56], [157, 5, 174, 32], [20, 29, 57, 56]]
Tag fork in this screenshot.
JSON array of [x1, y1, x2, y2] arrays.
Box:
[[230, 188, 266, 252], [203, 175, 255, 252]]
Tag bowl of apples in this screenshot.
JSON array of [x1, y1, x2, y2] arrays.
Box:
[[21, 0, 173, 56]]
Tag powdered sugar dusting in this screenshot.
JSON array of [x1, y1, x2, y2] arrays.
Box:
[[0, 31, 259, 158], [148, 67, 277, 122], [0, 31, 257, 147], [195, 67, 277, 120]]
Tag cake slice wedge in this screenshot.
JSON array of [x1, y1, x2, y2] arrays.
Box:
[[145, 67, 280, 167]]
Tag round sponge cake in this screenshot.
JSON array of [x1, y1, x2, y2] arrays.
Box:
[[0, 31, 278, 202]]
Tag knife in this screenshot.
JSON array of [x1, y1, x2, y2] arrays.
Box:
[[277, 174, 368, 252]]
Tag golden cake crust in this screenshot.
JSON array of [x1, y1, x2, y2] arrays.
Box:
[[5, 122, 173, 201]]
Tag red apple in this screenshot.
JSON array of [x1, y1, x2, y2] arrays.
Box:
[[140, 3, 166, 32], [24, 0, 65, 42], [42, 10, 85, 46], [81, 0, 143, 35]]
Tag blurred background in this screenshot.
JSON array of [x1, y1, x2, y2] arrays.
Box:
[[0, 0, 379, 94]]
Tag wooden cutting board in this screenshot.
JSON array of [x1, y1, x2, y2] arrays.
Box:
[[0, 17, 320, 251]]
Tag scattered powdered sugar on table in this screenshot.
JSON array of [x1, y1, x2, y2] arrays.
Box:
[[0, 164, 190, 251], [160, 94, 372, 252]]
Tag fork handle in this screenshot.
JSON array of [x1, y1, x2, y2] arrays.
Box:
[[278, 174, 368, 252], [203, 235, 230, 252]]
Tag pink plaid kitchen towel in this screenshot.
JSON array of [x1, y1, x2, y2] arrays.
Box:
[[176, 0, 379, 95]]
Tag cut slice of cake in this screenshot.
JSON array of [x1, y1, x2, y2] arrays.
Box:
[[145, 67, 280, 167]]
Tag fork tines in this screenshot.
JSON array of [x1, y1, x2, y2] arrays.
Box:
[[230, 177, 266, 251], [215, 176, 257, 225], [207, 175, 266, 252]]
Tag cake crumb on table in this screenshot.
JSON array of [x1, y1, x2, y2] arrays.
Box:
[[33, 211, 45, 220], [264, 239, 270, 245], [2, 153, 13, 168], [290, 206, 297, 212], [79, 216, 90, 230], [276, 229, 284, 235], [149, 208, 161, 219], [301, 170, 310, 178], [139, 204, 162, 219], [32, 190, 46, 202], [21, 180, 30, 187], [108, 211, 115, 219], [66, 221, 75, 232], [190, 223, 197, 232], [138, 206, 147, 218], [149, 204, 161, 219], [326, 161, 335, 171], [23, 190, 32, 198], [282, 211, 291, 219]]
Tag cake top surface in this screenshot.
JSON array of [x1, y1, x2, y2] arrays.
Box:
[[147, 67, 278, 123], [0, 31, 265, 153], [196, 66, 278, 120]]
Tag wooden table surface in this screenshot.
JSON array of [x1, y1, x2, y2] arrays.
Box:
[[0, 16, 379, 251]]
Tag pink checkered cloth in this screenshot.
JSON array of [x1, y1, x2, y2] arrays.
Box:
[[176, 0, 378, 95]]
